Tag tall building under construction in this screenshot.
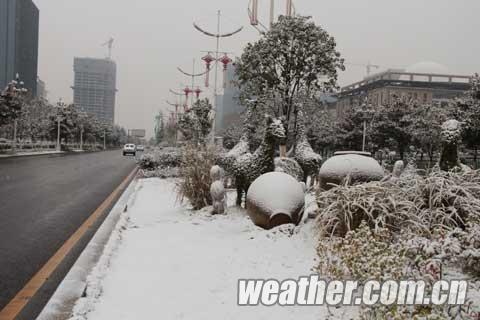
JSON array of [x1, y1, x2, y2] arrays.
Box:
[[72, 57, 117, 124]]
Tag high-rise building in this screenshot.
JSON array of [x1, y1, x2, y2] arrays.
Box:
[[36, 76, 46, 99], [0, 0, 39, 96], [72, 57, 117, 124], [214, 64, 244, 136]]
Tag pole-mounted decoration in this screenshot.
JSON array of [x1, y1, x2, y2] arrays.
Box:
[[218, 54, 233, 88], [201, 53, 216, 87]]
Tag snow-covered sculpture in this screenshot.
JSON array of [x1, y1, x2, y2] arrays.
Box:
[[293, 110, 322, 186], [216, 101, 256, 173], [274, 157, 304, 182], [232, 115, 286, 206], [319, 153, 384, 190], [210, 165, 226, 214], [439, 119, 463, 171], [392, 160, 405, 178], [246, 172, 305, 229], [381, 160, 404, 182]]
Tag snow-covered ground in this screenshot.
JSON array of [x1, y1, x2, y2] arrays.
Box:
[[68, 178, 351, 320]]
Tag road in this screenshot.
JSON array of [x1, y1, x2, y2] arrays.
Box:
[[0, 150, 137, 319]]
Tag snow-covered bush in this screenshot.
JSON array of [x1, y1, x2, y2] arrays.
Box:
[[274, 156, 304, 181], [138, 153, 158, 170], [316, 170, 480, 318], [317, 221, 408, 281], [137, 147, 182, 179], [176, 144, 216, 210], [316, 169, 480, 237], [156, 148, 181, 168], [318, 222, 479, 319]]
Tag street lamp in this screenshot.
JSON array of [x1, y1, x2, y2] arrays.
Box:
[[360, 99, 374, 152], [56, 99, 67, 152]]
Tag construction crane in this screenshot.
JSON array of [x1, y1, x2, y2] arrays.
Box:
[[102, 37, 114, 59]]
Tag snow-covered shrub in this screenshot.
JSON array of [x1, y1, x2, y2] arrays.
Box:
[[176, 143, 216, 210], [137, 147, 182, 179], [156, 148, 181, 168], [316, 169, 480, 237], [274, 156, 304, 181], [138, 153, 158, 170], [318, 223, 478, 320], [316, 170, 480, 318], [317, 221, 408, 281]]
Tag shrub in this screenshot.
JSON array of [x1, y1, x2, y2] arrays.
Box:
[[138, 153, 158, 170], [176, 143, 216, 210], [316, 170, 480, 237]]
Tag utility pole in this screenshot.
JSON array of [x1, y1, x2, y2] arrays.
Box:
[[80, 125, 84, 151], [56, 99, 66, 152], [103, 129, 106, 150], [12, 119, 17, 154], [193, 11, 242, 142], [56, 116, 61, 151]]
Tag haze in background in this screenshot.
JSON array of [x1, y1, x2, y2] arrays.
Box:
[[34, 0, 480, 138]]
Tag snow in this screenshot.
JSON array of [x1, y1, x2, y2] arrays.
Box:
[[68, 178, 341, 320], [319, 154, 384, 189]]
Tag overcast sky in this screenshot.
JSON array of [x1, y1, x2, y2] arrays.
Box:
[[34, 0, 480, 138]]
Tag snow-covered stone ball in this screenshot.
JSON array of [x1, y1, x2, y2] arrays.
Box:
[[246, 172, 305, 230], [319, 153, 384, 190]]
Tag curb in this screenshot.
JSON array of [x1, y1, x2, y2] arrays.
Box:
[[36, 169, 139, 320]]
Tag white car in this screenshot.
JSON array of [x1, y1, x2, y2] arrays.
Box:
[[136, 145, 145, 152], [123, 144, 136, 156]]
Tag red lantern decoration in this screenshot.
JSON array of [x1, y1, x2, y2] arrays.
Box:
[[201, 53, 215, 88], [218, 54, 232, 88], [183, 86, 192, 98], [194, 87, 202, 99]]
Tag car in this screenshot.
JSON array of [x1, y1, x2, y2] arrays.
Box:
[[123, 144, 136, 156], [136, 145, 145, 152]]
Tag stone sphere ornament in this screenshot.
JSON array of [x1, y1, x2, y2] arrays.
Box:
[[319, 153, 384, 190], [246, 172, 305, 230]]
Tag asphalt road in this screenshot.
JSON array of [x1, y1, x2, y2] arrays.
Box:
[[0, 150, 137, 319]]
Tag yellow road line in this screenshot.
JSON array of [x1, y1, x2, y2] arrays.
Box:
[[0, 167, 138, 320]]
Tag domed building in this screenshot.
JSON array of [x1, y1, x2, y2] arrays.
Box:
[[336, 61, 472, 118]]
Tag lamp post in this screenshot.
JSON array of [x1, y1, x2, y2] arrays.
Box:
[[361, 99, 374, 152], [56, 99, 67, 152]]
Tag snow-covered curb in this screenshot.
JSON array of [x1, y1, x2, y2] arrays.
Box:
[[37, 176, 141, 320]]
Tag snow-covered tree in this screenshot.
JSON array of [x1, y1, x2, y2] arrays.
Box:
[[370, 97, 416, 159], [335, 102, 372, 151], [154, 110, 165, 145], [0, 79, 27, 126], [410, 103, 449, 163], [177, 99, 212, 144], [453, 73, 480, 165], [235, 15, 344, 143]]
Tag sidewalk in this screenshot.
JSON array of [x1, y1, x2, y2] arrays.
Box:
[[66, 178, 339, 320], [0, 150, 65, 158]]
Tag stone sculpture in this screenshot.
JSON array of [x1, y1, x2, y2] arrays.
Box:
[[210, 165, 226, 214]]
